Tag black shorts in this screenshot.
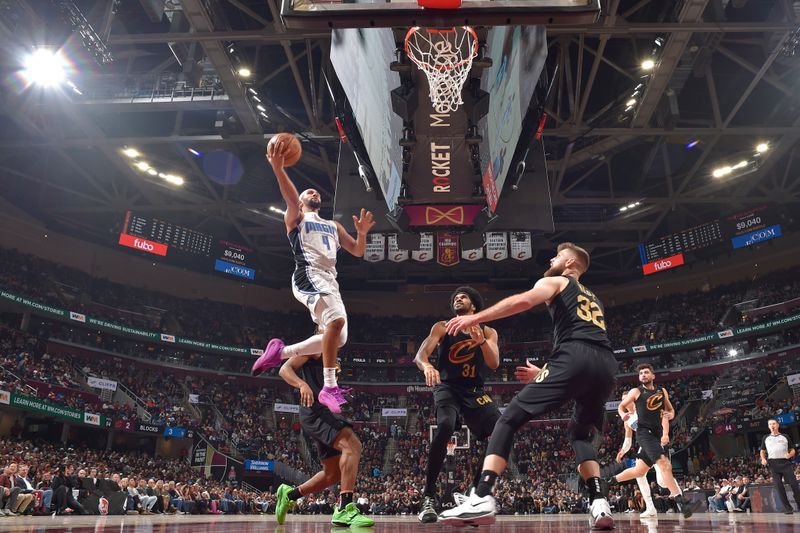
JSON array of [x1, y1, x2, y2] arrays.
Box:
[[434, 382, 501, 440], [299, 407, 352, 460], [636, 426, 667, 467], [510, 340, 617, 435]]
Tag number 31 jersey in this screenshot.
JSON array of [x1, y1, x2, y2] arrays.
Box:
[[288, 212, 340, 288], [547, 276, 611, 350]]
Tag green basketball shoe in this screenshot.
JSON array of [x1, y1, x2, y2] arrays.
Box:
[[331, 502, 375, 527], [275, 484, 296, 525]]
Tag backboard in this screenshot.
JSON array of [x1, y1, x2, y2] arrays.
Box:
[[282, 0, 601, 29]]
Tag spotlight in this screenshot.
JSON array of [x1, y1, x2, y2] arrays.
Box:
[[626, 98, 636, 107], [238, 67, 252, 78], [147, 168, 157, 175], [269, 206, 286, 215], [22, 48, 66, 87], [727, 348, 738, 357], [712, 166, 732, 178], [619, 206, 628, 212], [248, 88, 258, 95], [134, 161, 151, 171], [187, 148, 202, 157], [627, 203, 637, 209], [733, 160, 749, 170], [122, 148, 140, 158], [756, 142, 769, 153], [641, 59, 655, 70], [256, 105, 266, 112], [685, 139, 700, 149], [163, 175, 184, 186]]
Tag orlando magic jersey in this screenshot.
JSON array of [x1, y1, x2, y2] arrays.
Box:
[[288, 212, 340, 293]]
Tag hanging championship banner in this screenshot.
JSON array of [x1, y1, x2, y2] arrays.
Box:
[[364, 234, 385, 263], [462, 246, 484, 261], [412, 233, 434, 262], [388, 234, 409, 262], [485, 232, 508, 261], [510, 232, 533, 260], [436, 232, 460, 267]]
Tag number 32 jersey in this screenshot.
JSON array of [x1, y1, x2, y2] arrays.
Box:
[[288, 212, 340, 291], [547, 276, 611, 350]]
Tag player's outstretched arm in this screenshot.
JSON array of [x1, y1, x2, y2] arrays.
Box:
[[266, 140, 302, 232], [337, 208, 375, 258], [617, 388, 639, 421], [445, 277, 564, 335], [278, 355, 315, 407], [414, 322, 446, 387]]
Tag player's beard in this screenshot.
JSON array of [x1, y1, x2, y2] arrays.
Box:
[[453, 303, 468, 316], [543, 264, 564, 277], [307, 199, 321, 209]]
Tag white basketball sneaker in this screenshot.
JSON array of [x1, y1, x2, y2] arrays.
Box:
[[640, 507, 658, 519], [439, 491, 496, 527], [452, 488, 474, 507], [590, 498, 615, 530]]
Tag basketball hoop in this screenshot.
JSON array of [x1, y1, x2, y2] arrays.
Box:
[[405, 26, 478, 114], [446, 442, 456, 456]]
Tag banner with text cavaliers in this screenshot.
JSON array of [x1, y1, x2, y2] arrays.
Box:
[[364, 234, 385, 263], [510, 232, 533, 260], [118, 233, 168, 256], [387, 235, 409, 262], [642, 253, 685, 276], [436, 232, 459, 267], [412, 233, 434, 262], [486, 232, 508, 261]]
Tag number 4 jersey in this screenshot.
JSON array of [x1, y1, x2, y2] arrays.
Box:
[[547, 275, 611, 350], [288, 211, 340, 293]]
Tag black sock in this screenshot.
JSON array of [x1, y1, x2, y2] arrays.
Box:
[[475, 470, 498, 498], [339, 492, 353, 508], [287, 487, 302, 501], [424, 438, 450, 497], [585, 477, 606, 503]]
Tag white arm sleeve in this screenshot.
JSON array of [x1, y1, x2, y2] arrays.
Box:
[[621, 437, 633, 454]]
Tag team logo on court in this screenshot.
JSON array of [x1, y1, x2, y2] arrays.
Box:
[[448, 339, 477, 364], [646, 393, 664, 411]]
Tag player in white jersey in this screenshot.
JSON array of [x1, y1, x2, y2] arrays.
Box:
[[251, 138, 375, 413]]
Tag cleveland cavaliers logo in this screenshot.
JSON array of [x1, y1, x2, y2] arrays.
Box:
[[448, 339, 477, 364], [426, 206, 465, 225], [646, 393, 664, 411]]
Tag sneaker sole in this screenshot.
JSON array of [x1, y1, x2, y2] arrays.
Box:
[[441, 512, 496, 527]]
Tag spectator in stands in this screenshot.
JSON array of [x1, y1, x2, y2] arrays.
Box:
[[0, 464, 32, 515]]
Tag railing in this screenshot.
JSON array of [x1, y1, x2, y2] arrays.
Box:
[[0, 367, 36, 396], [67, 355, 152, 422]]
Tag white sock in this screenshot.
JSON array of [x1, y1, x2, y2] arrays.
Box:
[[636, 476, 654, 510], [281, 334, 323, 359], [323, 368, 337, 388]]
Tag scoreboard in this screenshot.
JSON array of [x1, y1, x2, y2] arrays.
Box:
[[118, 212, 257, 280], [638, 220, 723, 264], [639, 206, 783, 275]]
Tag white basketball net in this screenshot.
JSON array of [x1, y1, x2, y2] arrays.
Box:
[[405, 27, 478, 114]]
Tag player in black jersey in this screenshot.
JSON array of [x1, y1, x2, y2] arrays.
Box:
[[609, 363, 700, 518], [439, 243, 617, 529], [273, 331, 374, 528], [413, 286, 501, 523]]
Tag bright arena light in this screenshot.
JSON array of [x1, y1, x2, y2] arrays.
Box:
[[626, 98, 636, 107], [641, 59, 655, 70], [23, 48, 67, 87], [134, 161, 151, 171], [163, 174, 185, 186], [712, 166, 732, 178], [122, 148, 140, 158], [728, 348, 739, 357], [237, 67, 251, 78], [756, 142, 769, 153]]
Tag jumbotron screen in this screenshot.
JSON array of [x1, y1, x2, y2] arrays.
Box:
[[118, 211, 257, 280]]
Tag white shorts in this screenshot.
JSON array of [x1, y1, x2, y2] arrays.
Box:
[[291, 268, 347, 327]]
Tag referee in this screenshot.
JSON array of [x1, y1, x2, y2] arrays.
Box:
[[760, 418, 800, 514]]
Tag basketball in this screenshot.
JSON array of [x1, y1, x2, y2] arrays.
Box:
[[268, 132, 302, 167]]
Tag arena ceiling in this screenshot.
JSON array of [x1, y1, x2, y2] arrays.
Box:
[[1, 0, 799, 288]]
